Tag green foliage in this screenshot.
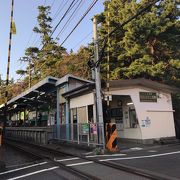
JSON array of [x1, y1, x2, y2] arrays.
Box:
[[98, 0, 180, 85], [16, 69, 27, 75]]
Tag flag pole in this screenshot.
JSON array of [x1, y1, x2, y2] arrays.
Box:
[[4, 0, 15, 133]]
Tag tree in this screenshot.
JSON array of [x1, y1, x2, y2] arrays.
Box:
[[0, 78, 14, 104], [56, 46, 93, 79], [16, 5, 65, 86], [98, 0, 180, 85], [33, 6, 65, 79]]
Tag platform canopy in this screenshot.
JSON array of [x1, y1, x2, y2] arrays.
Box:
[[0, 76, 58, 115]]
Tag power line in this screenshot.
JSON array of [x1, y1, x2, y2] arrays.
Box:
[[50, 0, 56, 8], [97, 0, 161, 66], [35, 0, 98, 73], [72, 31, 92, 50], [60, 0, 99, 46], [19, 0, 160, 84], [37, 0, 78, 49], [50, 0, 77, 38], [18, 1, 79, 79], [51, 0, 67, 22], [29, 0, 67, 48], [56, 0, 84, 38]]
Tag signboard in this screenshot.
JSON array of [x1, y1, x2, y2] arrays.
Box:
[[90, 123, 97, 134], [82, 124, 89, 134], [141, 117, 151, 127], [111, 108, 123, 118], [139, 92, 157, 102], [115, 118, 124, 131]]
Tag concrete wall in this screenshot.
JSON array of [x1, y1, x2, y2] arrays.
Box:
[[5, 127, 53, 145], [109, 86, 176, 140], [70, 93, 95, 108]]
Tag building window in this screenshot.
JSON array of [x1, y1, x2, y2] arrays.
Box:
[[88, 105, 93, 122], [129, 108, 138, 128], [77, 106, 87, 124], [71, 108, 77, 124], [60, 103, 66, 124]]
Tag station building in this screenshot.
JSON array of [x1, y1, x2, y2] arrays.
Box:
[[63, 79, 178, 144], [0, 75, 179, 145]]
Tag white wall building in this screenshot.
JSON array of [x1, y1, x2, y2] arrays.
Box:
[[63, 78, 179, 144]]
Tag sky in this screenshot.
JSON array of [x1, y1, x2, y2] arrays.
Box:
[[0, 0, 104, 81]]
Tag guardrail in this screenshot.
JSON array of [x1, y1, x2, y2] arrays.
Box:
[[5, 127, 53, 145]]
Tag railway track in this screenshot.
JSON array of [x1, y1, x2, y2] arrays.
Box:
[[4, 139, 173, 180], [4, 140, 100, 180]]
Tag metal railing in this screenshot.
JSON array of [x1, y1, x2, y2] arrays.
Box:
[[52, 123, 104, 147]]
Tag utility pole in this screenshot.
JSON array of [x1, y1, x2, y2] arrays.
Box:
[[93, 16, 105, 149]]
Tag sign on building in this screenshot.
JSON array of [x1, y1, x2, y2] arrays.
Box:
[[139, 92, 157, 102], [82, 124, 89, 134]]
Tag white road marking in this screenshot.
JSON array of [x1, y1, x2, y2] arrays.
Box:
[[7, 166, 59, 180], [83, 151, 93, 155], [55, 157, 80, 162], [0, 162, 47, 175], [100, 150, 180, 162], [66, 161, 93, 167], [6, 162, 35, 169], [86, 153, 126, 158], [148, 150, 157, 153], [130, 147, 143, 150]]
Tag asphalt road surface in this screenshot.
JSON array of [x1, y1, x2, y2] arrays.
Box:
[[0, 145, 148, 180], [1, 143, 180, 180]]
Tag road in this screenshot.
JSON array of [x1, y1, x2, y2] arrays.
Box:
[[0, 144, 147, 180], [1, 143, 180, 179]]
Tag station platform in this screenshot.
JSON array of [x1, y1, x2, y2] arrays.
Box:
[[42, 139, 180, 157]]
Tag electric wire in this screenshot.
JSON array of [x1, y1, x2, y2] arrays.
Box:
[[50, 0, 56, 9], [50, 0, 77, 38], [37, 0, 78, 49], [72, 31, 92, 50], [97, 0, 161, 66], [51, 0, 67, 22], [31, 0, 155, 75], [18, 0, 159, 84], [55, 0, 84, 39], [34, 0, 98, 73], [20, 0, 80, 80], [60, 0, 99, 46]]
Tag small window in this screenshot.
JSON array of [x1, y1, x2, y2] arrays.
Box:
[[77, 106, 87, 123], [71, 108, 77, 123], [88, 105, 93, 122], [129, 108, 138, 128]]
